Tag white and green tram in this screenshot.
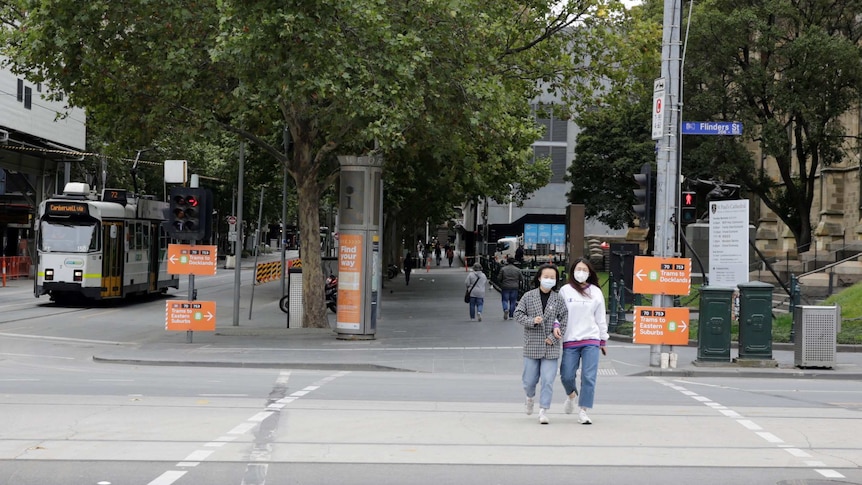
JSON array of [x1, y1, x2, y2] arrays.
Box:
[[35, 183, 179, 302]]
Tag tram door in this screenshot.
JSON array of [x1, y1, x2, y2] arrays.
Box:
[[148, 222, 159, 292], [101, 222, 123, 298]]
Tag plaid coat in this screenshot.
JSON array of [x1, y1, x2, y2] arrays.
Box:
[[514, 288, 568, 360]]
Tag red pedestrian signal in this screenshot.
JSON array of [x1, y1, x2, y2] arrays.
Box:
[[681, 191, 697, 225]]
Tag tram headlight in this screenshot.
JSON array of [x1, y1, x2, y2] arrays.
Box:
[[73, 269, 83, 282], [45, 269, 54, 281]]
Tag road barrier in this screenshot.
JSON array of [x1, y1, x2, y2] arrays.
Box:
[[1, 256, 31, 286]]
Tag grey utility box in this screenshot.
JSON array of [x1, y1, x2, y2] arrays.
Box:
[[793, 305, 840, 368]]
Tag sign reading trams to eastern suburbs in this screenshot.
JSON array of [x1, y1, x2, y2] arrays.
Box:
[[632, 306, 690, 345], [165, 300, 216, 331], [167, 244, 218, 276], [632, 256, 691, 296]]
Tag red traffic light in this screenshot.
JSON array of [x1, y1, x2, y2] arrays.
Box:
[[683, 192, 695, 207], [186, 196, 199, 207]]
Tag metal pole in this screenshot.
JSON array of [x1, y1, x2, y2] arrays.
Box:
[[249, 186, 264, 320], [232, 142, 245, 326], [281, 129, 289, 297], [650, 0, 683, 367]]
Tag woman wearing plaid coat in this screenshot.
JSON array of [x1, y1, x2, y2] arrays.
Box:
[[513, 263, 568, 424]]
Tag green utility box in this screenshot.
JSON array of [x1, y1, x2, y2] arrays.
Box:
[[697, 287, 735, 362], [737, 281, 774, 359]]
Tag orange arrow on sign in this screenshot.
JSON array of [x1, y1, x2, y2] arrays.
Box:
[[632, 256, 691, 296], [165, 300, 216, 331], [167, 244, 218, 276], [632, 306, 690, 345]]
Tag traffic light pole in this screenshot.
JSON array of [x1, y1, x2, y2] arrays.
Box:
[[651, 0, 683, 367]]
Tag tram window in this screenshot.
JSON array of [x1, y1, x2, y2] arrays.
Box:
[[142, 224, 150, 249], [40, 221, 99, 253]]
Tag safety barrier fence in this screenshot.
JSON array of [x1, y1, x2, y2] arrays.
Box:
[[1, 256, 31, 286]]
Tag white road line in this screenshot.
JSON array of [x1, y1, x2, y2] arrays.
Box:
[[248, 411, 273, 422], [146, 471, 187, 485], [181, 450, 214, 462], [175, 462, 199, 467], [783, 448, 812, 458], [227, 422, 257, 435], [290, 390, 310, 397], [204, 442, 228, 448], [691, 395, 712, 402], [816, 469, 846, 478], [213, 436, 238, 442], [737, 419, 762, 431], [652, 377, 845, 478], [756, 431, 784, 443]]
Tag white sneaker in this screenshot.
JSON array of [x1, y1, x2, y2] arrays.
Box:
[[578, 408, 592, 425], [564, 396, 575, 414], [538, 408, 549, 424], [477, 312, 482, 321], [525, 397, 534, 415]]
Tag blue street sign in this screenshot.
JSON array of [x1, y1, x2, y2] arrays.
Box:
[[681, 121, 743, 136]]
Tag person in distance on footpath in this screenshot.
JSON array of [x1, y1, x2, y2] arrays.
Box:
[[514, 263, 567, 425], [403, 251, 415, 286], [558, 258, 608, 425], [497, 257, 522, 320], [465, 262, 487, 321]]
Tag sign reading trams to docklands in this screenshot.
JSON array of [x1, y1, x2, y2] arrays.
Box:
[[632, 306, 690, 345], [167, 244, 218, 275], [165, 300, 216, 331], [632, 256, 691, 296]]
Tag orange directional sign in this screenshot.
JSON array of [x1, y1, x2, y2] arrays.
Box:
[[632, 306, 690, 345], [167, 244, 218, 276], [632, 256, 691, 296], [165, 300, 216, 331]]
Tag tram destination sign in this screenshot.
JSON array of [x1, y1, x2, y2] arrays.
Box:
[[632, 306, 690, 345], [167, 244, 218, 275], [632, 256, 691, 296], [165, 300, 216, 331], [45, 202, 88, 216]]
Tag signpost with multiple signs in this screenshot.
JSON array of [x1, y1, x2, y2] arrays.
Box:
[[631, 256, 692, 346], [632, 306, 690, 345], [166, 243, 218, 340]]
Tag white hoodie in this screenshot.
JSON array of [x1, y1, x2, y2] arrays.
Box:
[[558, 283, 608, 344]]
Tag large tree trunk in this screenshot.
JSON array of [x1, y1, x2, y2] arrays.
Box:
[[295, 169, 327, 328]]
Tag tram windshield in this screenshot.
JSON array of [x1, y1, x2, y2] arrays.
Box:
[[39, 221, 99, 253]]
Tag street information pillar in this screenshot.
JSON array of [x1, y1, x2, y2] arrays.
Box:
[[335, 155, 383, 340], [649, 0, 683, 367]]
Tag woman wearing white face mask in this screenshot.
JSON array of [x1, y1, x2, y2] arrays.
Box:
[[558, 258, 608, 425], [513, 263, 567, 424]]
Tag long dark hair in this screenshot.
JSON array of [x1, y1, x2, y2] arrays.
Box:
[[533, 263, 560, 291], [567, 258, 599, 296]]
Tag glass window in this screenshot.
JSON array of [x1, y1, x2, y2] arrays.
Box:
[[39, 221, 99, 253]]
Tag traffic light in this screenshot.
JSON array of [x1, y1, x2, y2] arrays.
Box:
[[632, 163, 653, 229], [681, 191, 697, 225], [168, 187, 212, 241]]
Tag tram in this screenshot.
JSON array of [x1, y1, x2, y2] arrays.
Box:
[[34, 182, 179, 302]]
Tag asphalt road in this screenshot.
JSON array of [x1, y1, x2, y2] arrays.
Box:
[[0, 257, 860, 484]]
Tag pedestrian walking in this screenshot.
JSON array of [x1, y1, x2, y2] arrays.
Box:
[[446, 246, 454, 267], [465, 262, 487, 321], [497, 257, 522, 320], [514, 263, 567, 425], [434, 243, 442, 266], [403, 251, 415, 286], [558, 258, 607, 425]]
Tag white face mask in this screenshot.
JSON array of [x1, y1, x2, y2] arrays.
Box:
[[539, 278, 556, 289], [574, 270, 589, 283]]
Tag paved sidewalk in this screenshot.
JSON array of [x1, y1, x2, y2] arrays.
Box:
[[86, 257, 862, 380]]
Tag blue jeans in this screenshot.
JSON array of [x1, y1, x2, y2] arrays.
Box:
[[523, 357, 559, 409], [560, 345, 600, 409], [501, 289, 518, 317], [469, 297, 484, 319]]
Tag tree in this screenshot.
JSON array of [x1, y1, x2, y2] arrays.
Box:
[[1, 0, 614, 327], [683, 0, 862, 252], [565, 1, 662, 228]]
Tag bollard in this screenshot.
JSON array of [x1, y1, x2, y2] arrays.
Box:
[[1, 257, 5, 287]]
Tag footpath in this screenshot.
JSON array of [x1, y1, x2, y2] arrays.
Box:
[[81, 252, 862, 380]]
